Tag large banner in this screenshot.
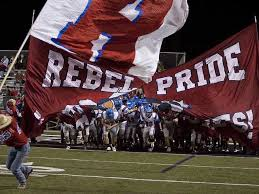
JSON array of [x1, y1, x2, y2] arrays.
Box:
[[31, 0, 188, 82], [23, 0, 188, 136], [144, 24, 259, 147]]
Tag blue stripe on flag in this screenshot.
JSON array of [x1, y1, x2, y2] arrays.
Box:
[[51, 0, 93, 47]]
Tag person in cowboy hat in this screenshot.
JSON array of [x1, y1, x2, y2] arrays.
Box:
[[0, 114, 33, 189]]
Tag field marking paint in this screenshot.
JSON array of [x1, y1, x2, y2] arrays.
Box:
[[38, 173, 259, 187], [26, 156, 259, 170], [0, 164, 65, 173], [30, 146, 259, 160], [0, 171, 47, 177], [180, 164, 259, 170], [1, 155, 258, 170], [0, 163, 64, 177]]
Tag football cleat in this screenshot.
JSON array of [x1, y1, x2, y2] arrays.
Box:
[[150, 142, 154, 148], [112, 146, 116, 152], [17, 183, 26, 189]]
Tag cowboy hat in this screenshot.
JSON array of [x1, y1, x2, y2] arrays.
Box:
[[0, 114, 12, 130]]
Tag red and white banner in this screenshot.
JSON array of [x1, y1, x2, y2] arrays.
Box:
[[31, 0, 188, 82], [23, 0, 188, 136], [144, 24, 259, 147]]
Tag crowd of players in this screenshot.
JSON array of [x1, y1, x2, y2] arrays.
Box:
[[56, 90, 248, 154]]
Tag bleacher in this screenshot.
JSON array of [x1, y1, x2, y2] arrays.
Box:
[[0, 69, 26, 110]]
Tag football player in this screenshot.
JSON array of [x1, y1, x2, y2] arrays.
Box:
[[58, 105, 77, 149], [102, 108, 119, 151], [140, 104, 160, 152]]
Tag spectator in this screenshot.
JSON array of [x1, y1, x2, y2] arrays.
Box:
[[16, 95, 24, 113], [9, 56, 14, 64], [0, 56, 9, 78], [6, 86, 12, 96], [15, 54, 25, 69], [9, 87, 18, 97], [15, 70, 25, 84]]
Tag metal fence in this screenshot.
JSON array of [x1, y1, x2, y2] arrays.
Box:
[[159, 51, 186, 70]]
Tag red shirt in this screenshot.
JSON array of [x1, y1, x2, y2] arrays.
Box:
[[0, 118, 28, 148], [9, 89, 18, 97]]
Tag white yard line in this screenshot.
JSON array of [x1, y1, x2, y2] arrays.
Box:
[[0, 171, 47, 177], [181, 164, 259, 170], [31, 146, 259, 160], [38, 173, 259, 187], [0, 154, 258, 170]]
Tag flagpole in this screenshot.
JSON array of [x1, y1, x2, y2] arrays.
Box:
[[0, 28, 31, 91], [32, 9, 36, 26], [255, 16, 259, 41]]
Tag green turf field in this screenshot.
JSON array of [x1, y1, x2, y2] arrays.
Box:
[[0, 146, 259, 194]]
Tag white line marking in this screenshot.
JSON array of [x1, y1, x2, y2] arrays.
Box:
[[181, 164, 259, 170], [38, 173, 259, 187], [0, 164, 65, 173], [0, 171, 47, 177], [1, 155, 258, 170], [30, 146, 259, 160]]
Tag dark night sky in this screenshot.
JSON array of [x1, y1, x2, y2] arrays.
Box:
[[0, 0, 258, 61]]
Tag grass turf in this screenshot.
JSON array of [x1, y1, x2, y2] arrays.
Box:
[[0, 146, 259, 194]]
